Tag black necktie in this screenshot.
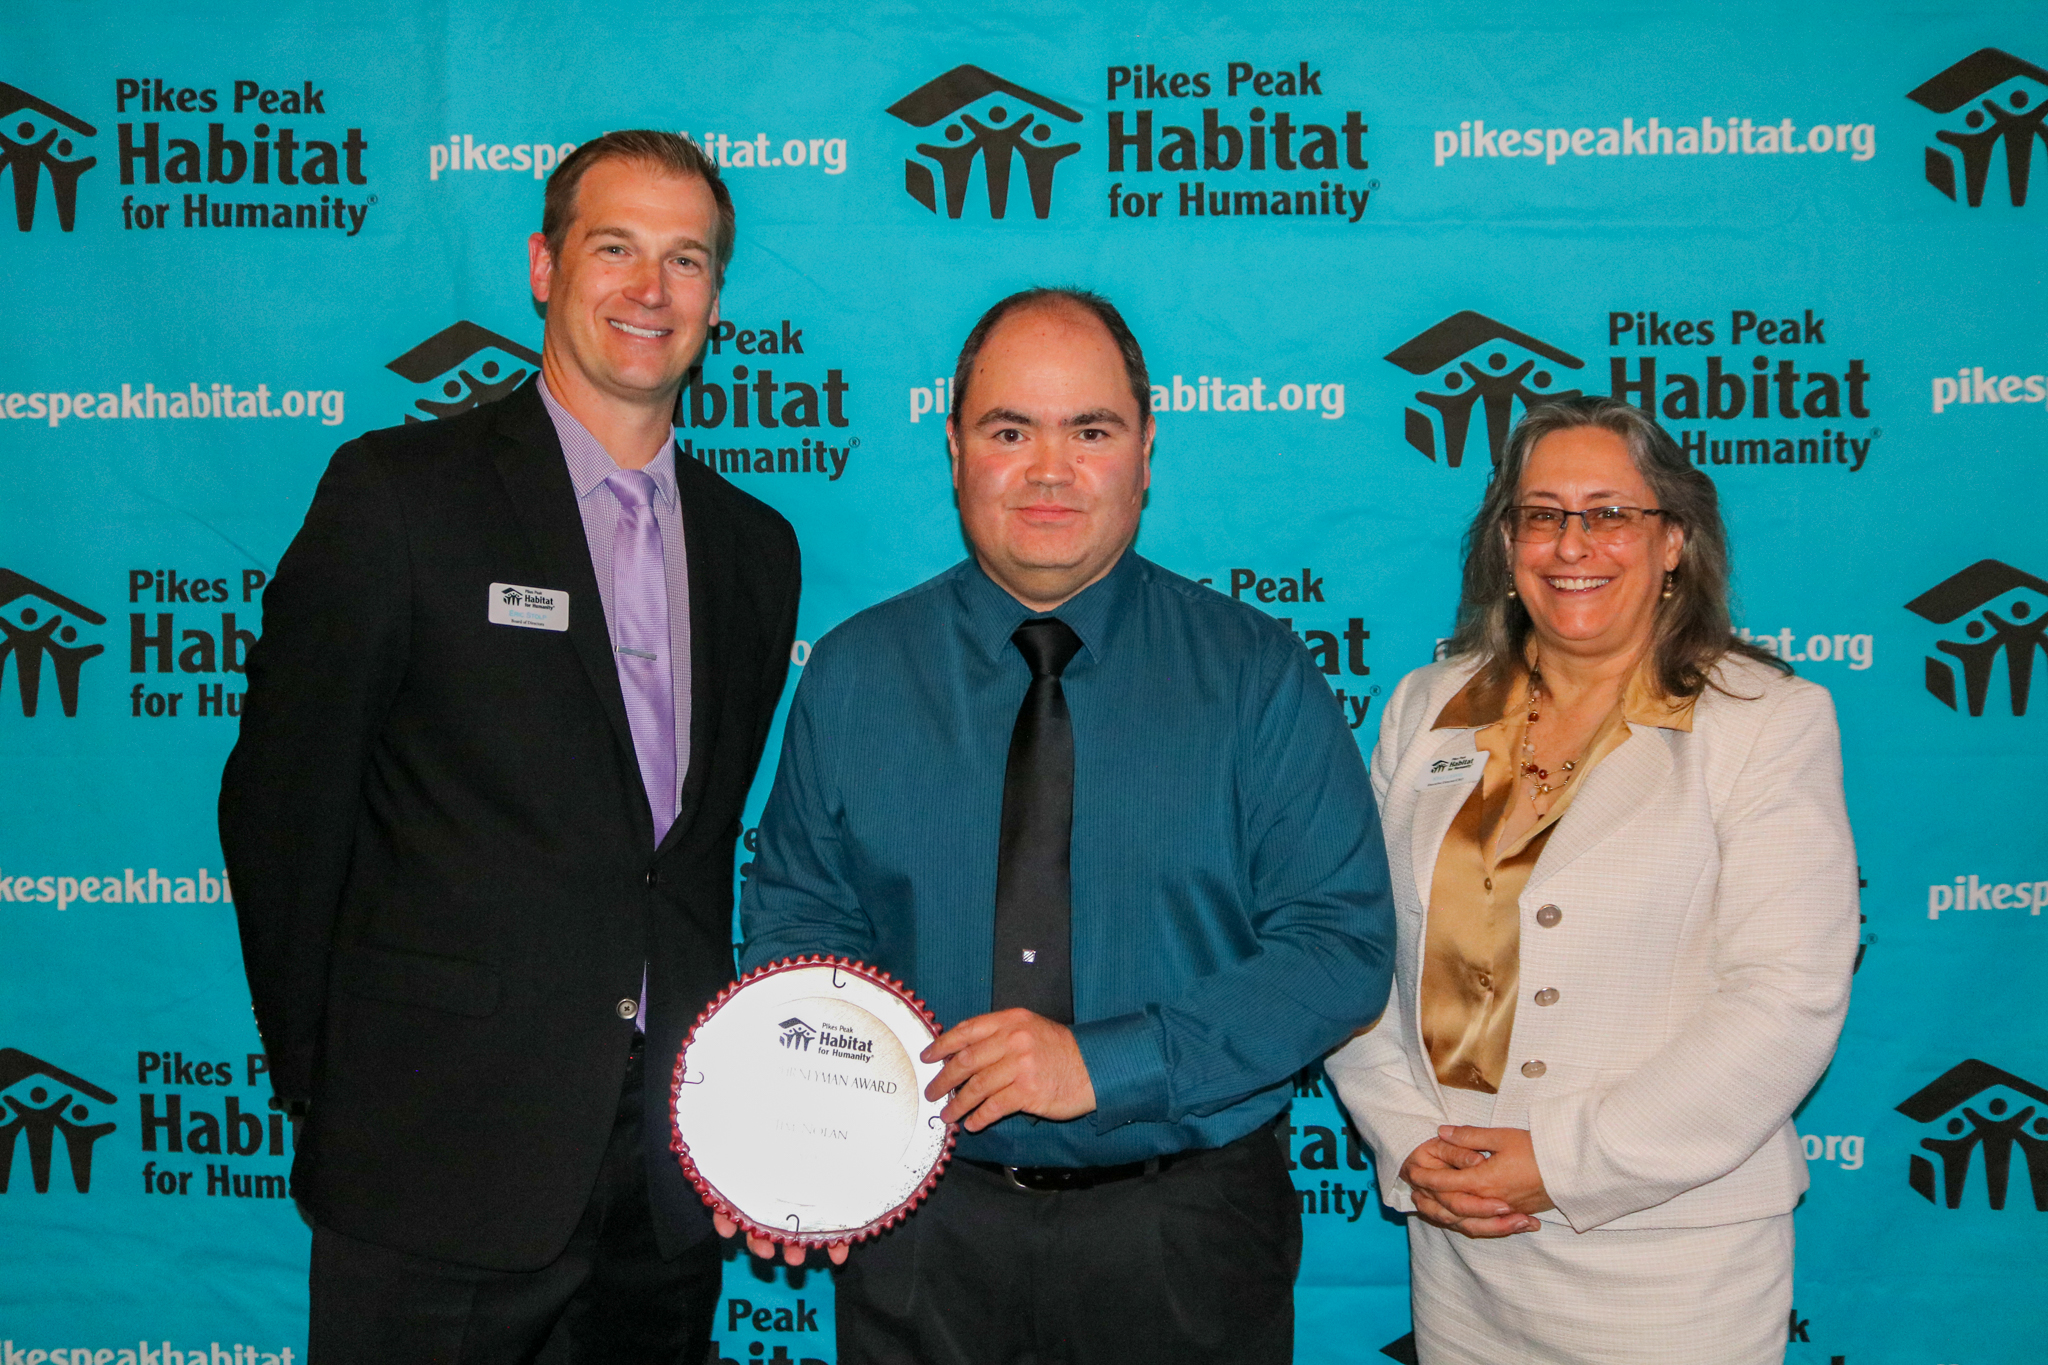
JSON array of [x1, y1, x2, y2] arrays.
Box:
[[991, 617, 1084, 1024]]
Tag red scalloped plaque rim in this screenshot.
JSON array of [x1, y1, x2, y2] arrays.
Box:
[[670, 955, 956, 1248]]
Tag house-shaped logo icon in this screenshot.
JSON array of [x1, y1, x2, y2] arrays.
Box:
[[386, 322, 541, 423], [0, 1048, 118, 1193], [777, 1017, 817, 1052], [1907, 48, 2048, 208], [1904, 559, 2048, 717], [887, 66, 1082, 221], [0, 568, 106, 719], [1896, 1058, 2048, 1210], [0, 82, 97, 232], [1384, 312, 1584, 468]]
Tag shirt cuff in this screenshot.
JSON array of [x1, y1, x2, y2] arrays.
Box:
[[1071, 1011, 1168, 1130]]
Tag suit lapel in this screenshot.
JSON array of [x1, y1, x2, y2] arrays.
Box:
[[487, 389, 643, 836], [1526, 722, 1675, 890], [661, 472, 727, 856], [1407, 728, 1486, 915]]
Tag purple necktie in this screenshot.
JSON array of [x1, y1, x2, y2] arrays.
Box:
[[605, 468, 677, 844], [608, 469, 673, 1033]]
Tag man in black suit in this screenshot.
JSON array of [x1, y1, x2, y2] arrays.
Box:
[[220, 129, 800, 1362]]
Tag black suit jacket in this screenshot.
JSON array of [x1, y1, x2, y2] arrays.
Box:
[[219, 378, 799, 1270]]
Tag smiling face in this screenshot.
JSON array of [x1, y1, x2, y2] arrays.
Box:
[[528, 157, 721, 413], [1510, 425, 1685, 669], [948, 304, 1153, 611]]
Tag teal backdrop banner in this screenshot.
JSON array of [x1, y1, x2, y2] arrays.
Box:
[[4, 2, 2046, 1360]]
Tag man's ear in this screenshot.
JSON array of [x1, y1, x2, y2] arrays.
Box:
[[1140, 417, 1155, 493], [528, 232, 553, 304]]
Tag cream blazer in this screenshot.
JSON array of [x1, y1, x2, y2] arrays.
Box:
[[1326, 652, 1858, 1232]]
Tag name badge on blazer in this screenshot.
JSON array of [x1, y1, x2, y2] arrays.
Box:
[[488, 582, 570, 632], [1420, 752, 1486, 788]]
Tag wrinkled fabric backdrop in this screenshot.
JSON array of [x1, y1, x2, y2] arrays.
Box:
[[3, 2, 2045, 1361]]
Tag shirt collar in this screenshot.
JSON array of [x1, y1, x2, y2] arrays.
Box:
[[538, 374, 677, 508], [1432, 654, 1696, 732], [952, 545, 1142, 669]]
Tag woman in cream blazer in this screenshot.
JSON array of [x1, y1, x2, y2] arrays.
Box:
[[1327, 397, 1858, 1364]]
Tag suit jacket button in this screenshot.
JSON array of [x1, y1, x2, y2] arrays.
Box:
[[616, 998, 639, 1020], [645, 869, 657, 888], [1520, 1060, 1547, 1078], [1536, 905, 1562, 927], [1534, 988, 1559, 1006]]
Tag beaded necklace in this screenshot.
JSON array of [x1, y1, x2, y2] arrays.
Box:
[[1519, 667, 1581, 806]]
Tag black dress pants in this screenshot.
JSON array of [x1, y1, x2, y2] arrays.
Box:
[[308, 1043, 722, 1364], [835, 1118, 1301, 1365]]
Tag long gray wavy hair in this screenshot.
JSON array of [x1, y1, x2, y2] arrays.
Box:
[[1444, 395, 1785, 698]]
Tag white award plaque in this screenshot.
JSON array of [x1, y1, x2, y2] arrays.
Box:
[[670, 957, 955, 1248]]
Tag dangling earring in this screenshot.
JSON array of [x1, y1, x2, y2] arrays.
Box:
[[1661, 571, 1675, 600], [1507, 580, 1518, 600]]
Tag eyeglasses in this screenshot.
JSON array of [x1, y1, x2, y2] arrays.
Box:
[[1506, 506, 1670, 544]]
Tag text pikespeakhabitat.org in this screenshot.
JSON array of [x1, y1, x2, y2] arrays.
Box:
[[0, 1345, 296, 1365], [426, 132, 846, 182], [1, 383, 346, 428], [1432, 116, 1877, 167]]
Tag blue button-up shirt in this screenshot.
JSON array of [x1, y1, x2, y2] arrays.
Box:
[[741, 550, 1395, 1166]]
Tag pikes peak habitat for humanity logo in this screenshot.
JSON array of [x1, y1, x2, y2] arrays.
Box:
[[777, 1017, 817, 1052], [1384, 311, 1584, 467], [1908, 48, 2048, 207], [0, 568, 106, 718], [1905, 559, 2048, 717], [1896, 1059, 2048, 1211], [0, 1048, 118, 1193], [0, 81, 97, 232], [385, 321, 540, 423], [887, 65, 1082, 220]]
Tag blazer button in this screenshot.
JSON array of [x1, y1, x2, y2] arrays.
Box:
[[1534, 988, 1559, 1006], [1520, 1060, 1547, 1078], [616, 998, 639, 1020], [1536, 904, 1562, 927], [645, 869, 657, 888]]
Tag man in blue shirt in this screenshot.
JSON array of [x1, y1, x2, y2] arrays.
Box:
[[738, 287, 1394, 1363]]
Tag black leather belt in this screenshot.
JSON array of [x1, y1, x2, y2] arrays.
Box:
[[964, 1151, 1181, 1192], [961, 1115, 1280, 1193]]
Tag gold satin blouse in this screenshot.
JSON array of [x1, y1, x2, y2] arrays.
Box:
[[1420, 665, 1696, 1093]]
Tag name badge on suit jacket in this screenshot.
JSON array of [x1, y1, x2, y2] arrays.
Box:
[[1420, 752, 1486, 788], [488, 582, 570, 632]]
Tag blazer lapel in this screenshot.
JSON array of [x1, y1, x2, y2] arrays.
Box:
[[487, 389, 643, 834], [1406, 728, 1487, 915], [1526, 722, 1675, 890], [661, 460, 733, 857]]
